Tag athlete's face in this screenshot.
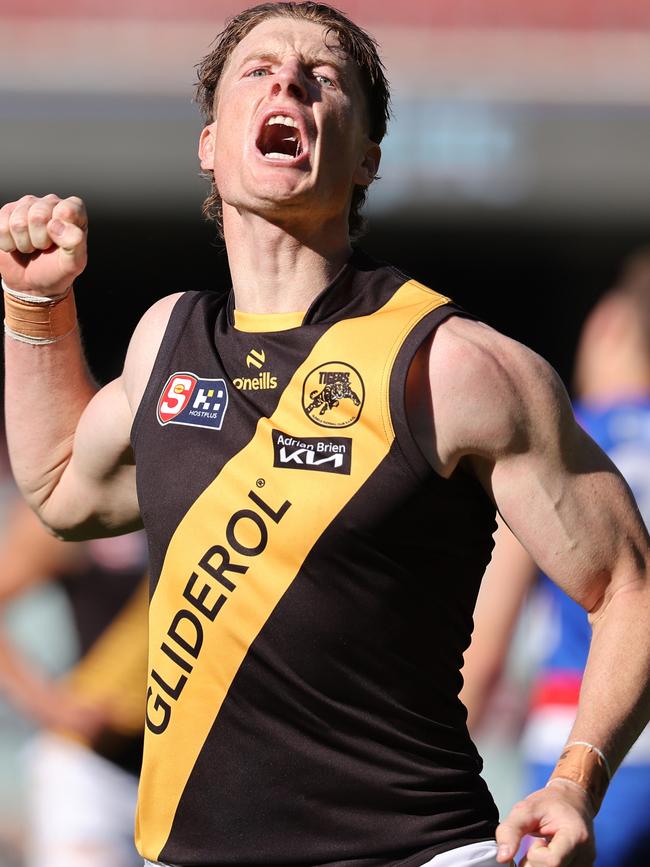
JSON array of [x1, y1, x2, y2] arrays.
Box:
[[198, 18, 381, 230]]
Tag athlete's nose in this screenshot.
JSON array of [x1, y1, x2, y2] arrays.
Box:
[[271, 58, 309, 102]]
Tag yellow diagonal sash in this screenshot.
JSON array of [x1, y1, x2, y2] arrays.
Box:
[[136, 280, 449, 859]]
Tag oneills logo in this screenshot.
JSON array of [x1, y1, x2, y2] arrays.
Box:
[[235, 348, 278, 391], [246, 348, 265, 369], [302, 362, 364, 428]]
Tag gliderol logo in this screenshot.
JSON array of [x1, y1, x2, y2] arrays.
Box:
[[302, 362, 364, 428], [272, 430, 352, 475], [157, 372, 228, 431]]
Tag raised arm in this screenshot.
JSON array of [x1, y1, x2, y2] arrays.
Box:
[[0, 195, 180, 538], [415, 316, 650, 867]]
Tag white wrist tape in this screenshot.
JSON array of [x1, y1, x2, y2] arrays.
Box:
[[1, 278, 70, 304]]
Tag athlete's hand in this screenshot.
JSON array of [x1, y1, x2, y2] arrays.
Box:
[[496, 780, 595, 866], [0, 194, 88, 298]]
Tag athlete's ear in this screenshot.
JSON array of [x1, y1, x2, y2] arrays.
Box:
[[198, 123, 217, 171], [354, 140, 381, 187]]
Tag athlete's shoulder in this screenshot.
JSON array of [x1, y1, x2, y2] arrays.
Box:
[[122, 292, 185, 416], [429, 315, 570, 465]]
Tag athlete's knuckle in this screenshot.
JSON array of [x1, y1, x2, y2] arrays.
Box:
[[9, 215, 28, 233], [65, 195, 86, 215], [29, 208, 48, 225]]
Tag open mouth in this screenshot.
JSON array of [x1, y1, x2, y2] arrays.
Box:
[[257, 115, 304, 161]]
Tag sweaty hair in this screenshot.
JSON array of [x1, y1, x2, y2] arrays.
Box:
[[195, 1, 390, 239]]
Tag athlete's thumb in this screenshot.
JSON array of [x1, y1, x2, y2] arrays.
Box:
[[48, 217, 87, 269]]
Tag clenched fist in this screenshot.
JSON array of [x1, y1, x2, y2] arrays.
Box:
[[0, 194, 88, 299]]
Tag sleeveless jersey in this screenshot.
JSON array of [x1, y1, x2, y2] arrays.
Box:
[[58, 531, 149, 775], [524, 398, 650, 766], [131, 251, 499, 867]]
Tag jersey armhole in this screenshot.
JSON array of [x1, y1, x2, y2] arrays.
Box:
[[388, 304, 471, 480], [130, 291, 204, 451]]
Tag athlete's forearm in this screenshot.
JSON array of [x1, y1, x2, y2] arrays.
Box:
[[461, 520, 536, 733], [4, 320, 98, 517], [559, 575, 650, 801]]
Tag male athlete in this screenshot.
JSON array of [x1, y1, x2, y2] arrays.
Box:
[[462, 251, 650, 866], [1, 3, 649, 867]]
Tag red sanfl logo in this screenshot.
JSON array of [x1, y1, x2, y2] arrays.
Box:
[[157, 373, 198, 424]]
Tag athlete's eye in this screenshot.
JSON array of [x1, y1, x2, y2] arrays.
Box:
[[247, 68, 270, 78], [315, 73, 335, 87]]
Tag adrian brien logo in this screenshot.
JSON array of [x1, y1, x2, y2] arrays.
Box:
[[157, 372, 228, 431], [302, 362, 364, 428], [272, 430, 352, 475]]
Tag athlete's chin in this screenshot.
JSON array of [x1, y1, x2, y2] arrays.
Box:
[[240, 180, 318, 217], [222, 169, 344, 227], [250, 169, 311, 202]]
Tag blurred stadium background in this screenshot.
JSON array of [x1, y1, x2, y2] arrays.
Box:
[[1, 1, 650, 863]]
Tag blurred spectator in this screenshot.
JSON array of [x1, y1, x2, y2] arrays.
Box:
[[0, 497, 148, 867], [461, 249, 650, 866]]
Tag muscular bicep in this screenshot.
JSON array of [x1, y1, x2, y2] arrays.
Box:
[[36, 292, 183, 539], [39, 375, 140, 539], [427, 317, 649, 613], [469, 357, 649, 614]]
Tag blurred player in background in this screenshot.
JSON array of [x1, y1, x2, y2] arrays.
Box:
[[0, 495, 148, 867], [462, 249, 650, 866]]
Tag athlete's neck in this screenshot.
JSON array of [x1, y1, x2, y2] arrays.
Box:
[[223, 205, 353, 314]]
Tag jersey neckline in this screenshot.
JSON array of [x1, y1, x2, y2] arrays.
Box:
[[233, 309, 306, 333], [225, 248, 387, 331]]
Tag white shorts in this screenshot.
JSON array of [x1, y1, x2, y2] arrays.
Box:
[[145, 840, 502, 866], [422, 841, 502, 865], [25, 732, 141, 867]]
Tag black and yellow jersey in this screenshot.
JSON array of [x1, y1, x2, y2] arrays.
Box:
[[131, 251, 498, 867], [59, 533, 149, 774]]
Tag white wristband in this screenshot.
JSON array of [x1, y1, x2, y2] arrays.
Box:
[[3, 322, 77, 345], [2, 278, 71, 304]]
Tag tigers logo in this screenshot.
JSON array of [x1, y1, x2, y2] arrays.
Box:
[[302, 362, 364, 428], [157, 372, 228, 430]]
